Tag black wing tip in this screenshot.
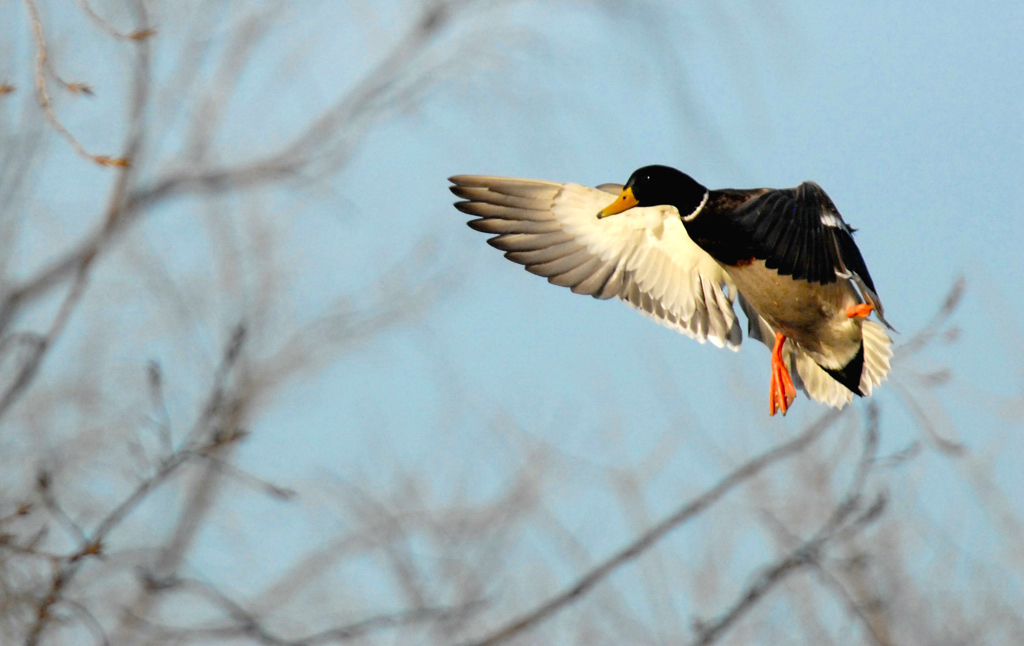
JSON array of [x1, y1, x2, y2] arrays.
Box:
[[796, 181, 831, 202]]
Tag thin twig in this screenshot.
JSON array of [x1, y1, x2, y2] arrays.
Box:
[[0, 502, 33, 526], [806, 559, 892, 646], [160, 609, 475, 643], [23, 323, 246, 645], [0, 258, 92, 420], [36, 471, 87, 547], [73, 0, 155, 41], [888, 379, 966, 456], [184, 323, 247, 447], [56, 597, 111, 646], [895, 276, 965, 359], [131, 577, 484, 645], [22, 0, 128, 166], [146, 360, 174, 455], [112, 323, 250, 640], [194, 452, 295, 500], [22, 444, 195, 646]]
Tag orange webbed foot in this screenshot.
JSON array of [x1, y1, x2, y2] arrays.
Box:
[[846, 303, 874, 319], [769, 333, 797, 416]]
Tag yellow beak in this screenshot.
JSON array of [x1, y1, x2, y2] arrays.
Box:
[[597, 186, 638, 219]]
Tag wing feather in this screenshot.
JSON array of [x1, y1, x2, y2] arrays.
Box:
[[730, 181, 890, 326], [452, 175, 742, 349], [489, 231, 575, 252], [456, 202, 546, 221], [503, 240, 582, 265], [451, 185, 551, 211], [550, 256, 604, 288], [523, 247, 592, 277], [468, 218, 562, 235], [570, 258, 618, 296]]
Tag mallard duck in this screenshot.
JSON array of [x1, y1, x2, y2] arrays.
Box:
[[450, 166, 892, 415]]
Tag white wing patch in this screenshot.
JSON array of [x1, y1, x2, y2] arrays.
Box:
[[453, 176, 742, 350], [820, 213, 844, 228]]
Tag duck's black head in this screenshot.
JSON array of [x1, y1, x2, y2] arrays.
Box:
[[626, 165, 706, 209], [597, 165, 707, 220]]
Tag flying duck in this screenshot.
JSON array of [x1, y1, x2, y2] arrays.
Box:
[[450, 166, 892, 415]]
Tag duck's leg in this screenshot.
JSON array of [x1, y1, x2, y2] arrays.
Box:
[[769, 332, 797, 416], [846, 303, 874, 318]]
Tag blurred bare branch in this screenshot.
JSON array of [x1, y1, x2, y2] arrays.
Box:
[[895, 276, 965, 360], [890, 278, 968, 455], [21, 326, 248, 642], [128, 576, 485, 645], [73, 0, 156, 41], [693, 492, 886, 646], [22, 0, 128, 166], [693, 405, 882, 645], [462, 407, 844, 646]]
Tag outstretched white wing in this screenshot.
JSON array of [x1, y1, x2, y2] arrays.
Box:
[[451, 175, 742, 350]]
